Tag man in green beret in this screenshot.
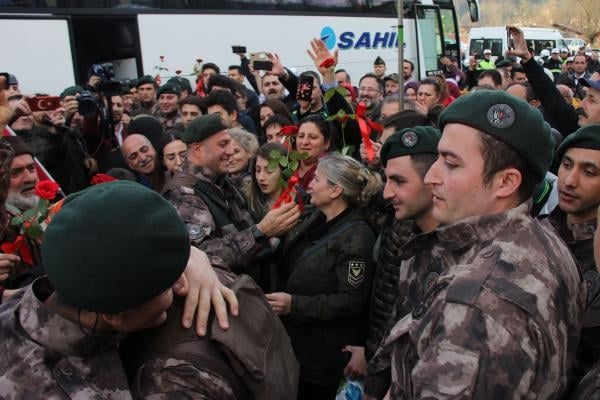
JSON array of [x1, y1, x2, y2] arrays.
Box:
[[132, 75, 158, 116], [381, 90, 585, 399], [540, 124, 600, 391], [363, 126, 442, 397], [164, 114, 300, 274], [154, 82, 184, 132]]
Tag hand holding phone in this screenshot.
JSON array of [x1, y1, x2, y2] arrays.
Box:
[[232, 45, 247, 54]]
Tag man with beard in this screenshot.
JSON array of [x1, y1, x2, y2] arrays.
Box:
[[1, 136, 44, 288], [358, 73, 384, 120], [163, 114, 300, 274]]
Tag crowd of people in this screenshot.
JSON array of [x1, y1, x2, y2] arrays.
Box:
[[0, 25, 599, 399]]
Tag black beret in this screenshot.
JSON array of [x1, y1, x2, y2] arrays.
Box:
[[556, 124, 600, 162], [374, 56, 385, 65], [157, 82, 181, 98], [136, 75, 156, 88], [128, 115, 164, 148], [42, 181, 190, 314], [3, 136, 33, 157], [380, 126, 441, 167], [438, 90, 553, 182], [59, 85, 84, 99], [182, 114, 227, 144]]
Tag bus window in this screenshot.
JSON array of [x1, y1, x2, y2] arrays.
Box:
[[416, 7, 442, 74], [439, 8, 459, 57]]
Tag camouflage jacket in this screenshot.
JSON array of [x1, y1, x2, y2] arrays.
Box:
[[0, 278, 130, 399], [131, 101, 156, 117], [163, 161, 260, 273], [365, 222, 446, 398], [153, 108, 184, 132], [542, 208, 599, 391], [380, 202, 585, 399]]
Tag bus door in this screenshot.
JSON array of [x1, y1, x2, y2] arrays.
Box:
[[68, 14, 141, 84], [414, 4, 444, 78]]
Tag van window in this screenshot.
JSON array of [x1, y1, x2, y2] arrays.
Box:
[[469, 38, 502, 57]]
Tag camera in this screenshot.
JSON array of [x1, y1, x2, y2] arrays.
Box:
[[77, 90, 99, 117], [89, 63, 115, 82]]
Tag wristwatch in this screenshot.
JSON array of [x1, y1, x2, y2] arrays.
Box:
[[251, 224, 268, 243]]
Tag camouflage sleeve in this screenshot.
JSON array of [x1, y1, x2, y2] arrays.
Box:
[[410, 299, 543, 398], [165, 186, 257, 271], [289, 233, 374, 324], [132, 358, 237, 400]]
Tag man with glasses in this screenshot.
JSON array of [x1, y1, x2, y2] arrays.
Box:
[[358, 73, 384, 120]]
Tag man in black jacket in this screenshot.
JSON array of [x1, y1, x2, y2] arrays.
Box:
[[508, 27, 600, 137]]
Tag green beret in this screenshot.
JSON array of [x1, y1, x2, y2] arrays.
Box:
[[182, 114, 227, 144], [380, 126, 441, 167], [167, 76, 193, 93], [59, 85, 83, 99], [438, 90, 553, 182], [42, 181, 190, 314], [556, 124, 600, 162], [136, 75, 156, 88], [157, 82, 181, 98]]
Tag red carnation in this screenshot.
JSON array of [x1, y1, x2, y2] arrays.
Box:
[[159, 55, 165, 62], [91, 174, 117, 186], [319, 57, 335, 68], [280, 125, 298, 136], [34, 181, 59, 201]]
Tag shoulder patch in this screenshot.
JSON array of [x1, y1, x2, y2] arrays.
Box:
[[187, 223, 206, 241], [348, 261, 366, 288], [423, 271, 440, 295]]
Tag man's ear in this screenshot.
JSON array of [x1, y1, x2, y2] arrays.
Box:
[[493, 167, 522, 200]]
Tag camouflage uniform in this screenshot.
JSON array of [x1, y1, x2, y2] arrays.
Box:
[[153, 108, 184, 132], [163, 161, 260, 273], [379, 202, 585, 399], [365, 222, 446, 398], [131, 100, 156, 117], [542, 208, 599, 390], [0, 277, 131, 399]]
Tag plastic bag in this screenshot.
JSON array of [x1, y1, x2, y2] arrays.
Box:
[[336, 377, 364, 400]]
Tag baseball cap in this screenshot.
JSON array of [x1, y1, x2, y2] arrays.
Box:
[[483, 49, 492, 55], [580, 78, 600, 91], [551, 48, 559, 54]]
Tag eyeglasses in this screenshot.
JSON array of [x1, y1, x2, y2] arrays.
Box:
[[358, 86, 382, 93]]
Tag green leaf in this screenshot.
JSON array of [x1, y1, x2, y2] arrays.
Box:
[[5, 203, 20, 215], [25, 224, 43, 240], [289, 160, 299, 171], [267, 159, 279, 172], [323, 87, 337, 103], [348, 145, 356, 154], [21, 208, 36, 220], [279, 158, 289, 167], [325, 114, 337, 122], [341, 146, 350, 155], [296, 151, 309, 160], [10, 216, 23, 226], [336, 109, 346, 118], [37, 200, 48, 216], [269, 150, 281, 159], [277, 178, 288, 189], [282, 169, 293, 179], [336, 86, 349, 97]]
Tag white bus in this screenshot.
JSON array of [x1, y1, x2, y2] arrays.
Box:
[[1, 0, 479, 95]]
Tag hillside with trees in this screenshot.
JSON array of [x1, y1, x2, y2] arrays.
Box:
[[456, 0, 600, 45]]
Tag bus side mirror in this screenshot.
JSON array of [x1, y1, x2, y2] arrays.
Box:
[[467, 0, 480, 22]]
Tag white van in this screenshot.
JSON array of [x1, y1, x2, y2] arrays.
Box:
[[465, 26, 568, 62]]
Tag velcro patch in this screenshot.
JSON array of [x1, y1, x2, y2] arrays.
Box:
[[348, 261, 366, 288]]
